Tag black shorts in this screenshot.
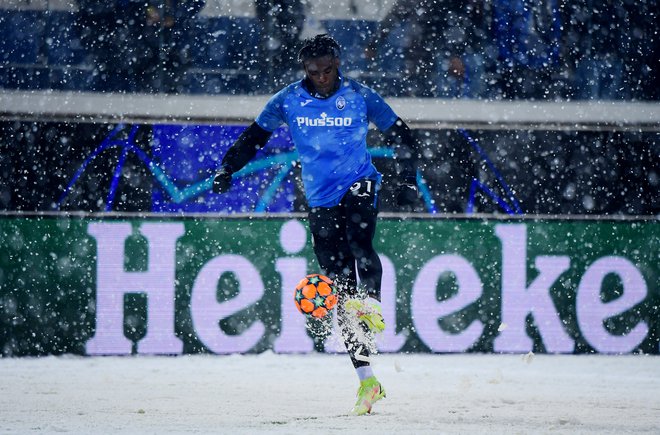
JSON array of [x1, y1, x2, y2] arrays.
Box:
[[308, 178, 382, 298]]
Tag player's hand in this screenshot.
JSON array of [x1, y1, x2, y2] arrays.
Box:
[[212, 167, 233, 194], [396, 176, 418, 207]]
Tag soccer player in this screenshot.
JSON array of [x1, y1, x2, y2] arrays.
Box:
[[213, 34, 419, 415]]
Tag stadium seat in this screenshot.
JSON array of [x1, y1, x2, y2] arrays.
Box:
[[189, 16, 233, 69], [48, 66, 94, 91], [44, 11, 86, 67], [187, 16, 260, 94], [0, 10, 45, 64], [186, 70, 228, 94], [0, 65, 49, 90], [226, 17, 260, 70], [322, 19, 377, 72]]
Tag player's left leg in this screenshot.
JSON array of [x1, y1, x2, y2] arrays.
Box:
[[343, 178, 383, 301], [336, 296, 386, 415], [308, 205, 366, 368], [340, 178, 385, 335], [341, 179, 387, 414]]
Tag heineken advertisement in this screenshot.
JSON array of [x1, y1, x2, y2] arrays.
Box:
[[0, 216, 657, 356]]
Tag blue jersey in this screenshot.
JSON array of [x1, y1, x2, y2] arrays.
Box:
[[255, 76, 398, 207]]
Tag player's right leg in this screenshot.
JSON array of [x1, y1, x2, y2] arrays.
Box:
[[309, 205, 365, 364], [308, 205, 386, 415], [343, 177, 383, 301]]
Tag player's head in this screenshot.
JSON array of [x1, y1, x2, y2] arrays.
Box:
[[297, 34, 341, 64], [298, 34, 341, 97]]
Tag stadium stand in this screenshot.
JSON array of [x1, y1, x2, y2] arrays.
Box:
[[0, 0, 657, 99]]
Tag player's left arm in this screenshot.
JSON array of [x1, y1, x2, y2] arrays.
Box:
[[360, 84, 420, 206]]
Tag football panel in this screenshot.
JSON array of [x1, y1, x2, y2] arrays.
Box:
[[302, 284, 317, 299], [295, 277, 309, 290], [312, 307, 328, 318], [300, 298, 315, 313], [324, 294, 338, 309], [317, 281, 332, 296]]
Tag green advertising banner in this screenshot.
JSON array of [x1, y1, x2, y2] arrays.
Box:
[[0, 216, 658, 356]]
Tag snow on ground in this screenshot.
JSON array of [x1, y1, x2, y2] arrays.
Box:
[[1, 352, 658, 434]]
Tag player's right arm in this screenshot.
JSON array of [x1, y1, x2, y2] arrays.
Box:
[[212, 122, 272, 194], [214, 87, 288, 194]]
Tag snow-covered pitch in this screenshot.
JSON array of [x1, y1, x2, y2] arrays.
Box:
[[1, 353, 658, 434]]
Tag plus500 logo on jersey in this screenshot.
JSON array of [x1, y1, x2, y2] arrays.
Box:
[[296, 113, 352, 127]]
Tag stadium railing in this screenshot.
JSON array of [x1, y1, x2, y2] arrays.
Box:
[[2, 89, 659, 132]]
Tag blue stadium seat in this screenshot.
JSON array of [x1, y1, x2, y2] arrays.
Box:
[[0, 10, 45, 64], [187, 70, 256, 95], [187, 16, 260, 94], [0, 65, 49, 89], [224, 71, 255, 94], [44, 11, 86, 67], [322, 19, 377, 72], [48, 66, 94, 91], [190, 17, 260, 69], [226, 17, 260, 70], [186, 70, 228, 94], [189, 16, 233, 69]]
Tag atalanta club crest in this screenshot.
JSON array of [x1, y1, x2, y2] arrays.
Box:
[[336, 96, 346, 110]]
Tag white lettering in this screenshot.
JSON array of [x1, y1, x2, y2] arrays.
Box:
[[411, 254, 484, 352], [295, 116, 352, 127], [577, 256, 648, 353], [86, 222, 185, 355], [376, 254, 407, 352], [81, 220, 651, 357], [274, 220, 314, 353], [191, 255, 265, 353], [494, 224, 574, 353]]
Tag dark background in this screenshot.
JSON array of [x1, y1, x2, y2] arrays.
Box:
[[1, 120, 658, 216]]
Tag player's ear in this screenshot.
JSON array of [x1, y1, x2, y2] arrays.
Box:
[[333, 57, 340, 69]]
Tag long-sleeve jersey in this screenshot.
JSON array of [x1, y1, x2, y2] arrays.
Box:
[[255, 76, 398, 208]]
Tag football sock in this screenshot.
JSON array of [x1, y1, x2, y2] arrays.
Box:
[[356, 365, 374, 381]]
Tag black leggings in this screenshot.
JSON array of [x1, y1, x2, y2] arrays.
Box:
[[308, 178, 383, 368]]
